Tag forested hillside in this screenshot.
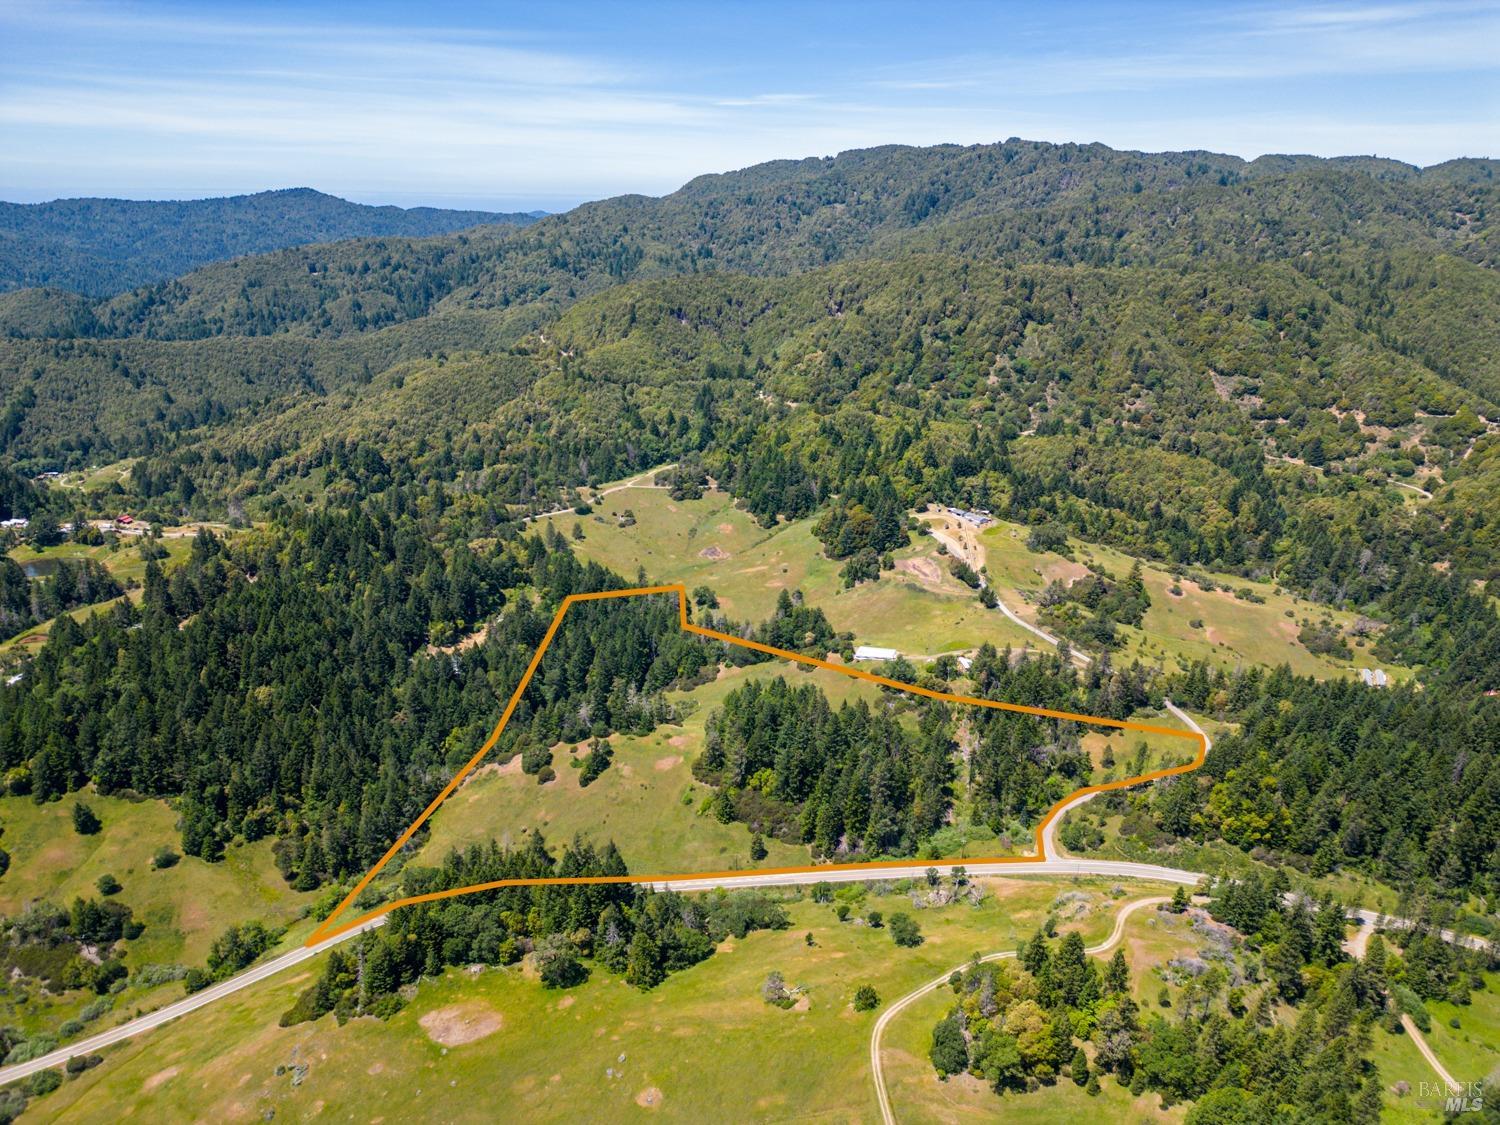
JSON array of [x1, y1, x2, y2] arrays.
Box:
[[0, 138, 1495, 984], [0, 144, 1493, 562], [0, 188, 541, 298]]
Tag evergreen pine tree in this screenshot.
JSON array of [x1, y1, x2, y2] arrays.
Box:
[[71, 801, 102, 835]]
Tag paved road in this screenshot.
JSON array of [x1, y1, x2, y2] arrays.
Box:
[[4, 836, 1484, 1089], [0, 865, 1204, 1089], [870, 895, 1169, 1125], [0, 623, 1481, 1095], [1348, 907, 1491, 953], [0, 705, 1215, 1087], [1042, 700, 1208, 861], [638, 857, 1206, 895], [0, 917, 385, 1086]]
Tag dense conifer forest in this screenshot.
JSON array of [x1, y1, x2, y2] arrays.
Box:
[[0, 141, 1494, 1117], [0, 139, 1493, 885]]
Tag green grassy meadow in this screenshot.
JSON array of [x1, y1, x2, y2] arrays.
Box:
[[1418, 971, 1500, 1093], [538, 488, 1039, 657], [39, 878, 1177, 1123], [542, 488, 1410, 682], [1078, 713, 1203, 778], [0, 533, 196, 659], [1367, 1022, 1468, 1123], [8, 534, 188, 588], [878, 904, 1208, 1124], [413, 656, 1200, 885], [416, 663, 860, 875], [978, 518, 1409, 681], [0, 791, 316, 968]]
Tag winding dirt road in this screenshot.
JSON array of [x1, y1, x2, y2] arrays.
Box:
[[520, 463, 676, 523], [925, 517, 1091, 667], [0, 563, 1476, 1100], [869, 895, 1169, 1125], [1401, 1014, 1462, 1095]]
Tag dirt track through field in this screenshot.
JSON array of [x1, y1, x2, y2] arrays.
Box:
[[870, 895, 1169, 1124]]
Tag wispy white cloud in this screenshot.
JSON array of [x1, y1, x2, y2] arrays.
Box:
[[872, 1, 1500, 96], [714, 93, 818, 107], [1257, 0, 1489, 28], [0, 0, 1494, 205]]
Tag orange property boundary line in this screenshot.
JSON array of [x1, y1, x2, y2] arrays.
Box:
[[307, 584, 1207, 946]]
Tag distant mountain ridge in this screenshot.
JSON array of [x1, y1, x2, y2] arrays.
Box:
[[0, 188, 544, 297]]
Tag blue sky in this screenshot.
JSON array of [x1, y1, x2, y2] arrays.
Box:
[[2, 0, 1497, 211]]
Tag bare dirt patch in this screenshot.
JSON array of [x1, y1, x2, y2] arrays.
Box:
[[419, 1001, 504, 1046], [792, 995, 811, 1012], [667, 735, 689, 748], [698, 545, 729, 561], [555, 996, 575, 1011], [896, 556, 943, 585], [143, 1066, 180, 1093], [1041, 558, 1090, 585], [635, 1086, 665, 1108], [716, 523, 735, 535], [464, 762, 501, 785], [425, 620, 493, 657], [654, 755, 682, 771]]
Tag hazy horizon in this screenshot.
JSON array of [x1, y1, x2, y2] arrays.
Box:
[[4, 136, 1495, 216], [4, 0, 1497, 211]]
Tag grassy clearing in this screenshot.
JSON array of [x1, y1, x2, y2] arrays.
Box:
[[0, 593, 133, 660], [47, 460, 135, 493], [0, 792, 316, 968], [1078, 713, 1202, 778], [1418, 970, 1500, 1091], [0, 535, 196, 659], [417, 661, 892, 878], [539, 487, 1039, 657], [41, 877, 1174, 1123], [978, 518, 1409, 681], [884, 1060, 1181, 1125], [414, 657, 1196, 885], [548, 492, 1408, 682], [8, 531, 194, 588], [1368, 1022, 1462, 1122]]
